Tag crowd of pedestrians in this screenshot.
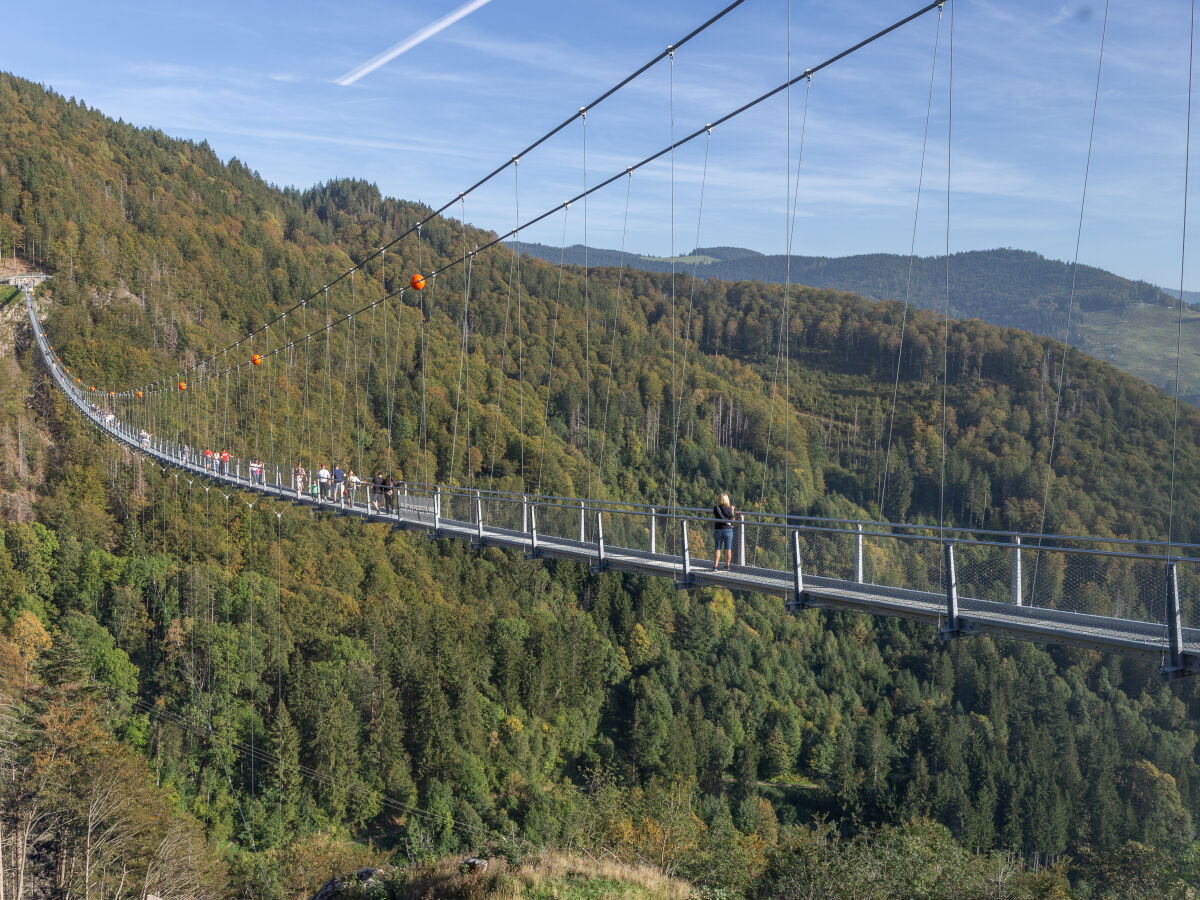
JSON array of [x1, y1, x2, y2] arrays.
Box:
[[290, 462, 397, 509]]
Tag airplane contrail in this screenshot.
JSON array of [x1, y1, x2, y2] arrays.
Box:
[[336, 0, 497, 86]]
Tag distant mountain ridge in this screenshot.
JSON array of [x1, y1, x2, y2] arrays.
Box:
[[511, 242, 1200, 405]]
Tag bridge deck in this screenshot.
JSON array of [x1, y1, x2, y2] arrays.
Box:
[[27, 295, 1195, 668]]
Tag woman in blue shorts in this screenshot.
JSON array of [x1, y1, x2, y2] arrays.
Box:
[[713, 493, 736, 570]]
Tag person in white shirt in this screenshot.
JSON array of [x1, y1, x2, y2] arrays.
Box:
[[317, 464, 332, 500]]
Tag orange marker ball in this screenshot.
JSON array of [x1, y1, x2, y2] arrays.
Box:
[[252, 354, 263, 366], [108, 391, 114, 397], [136, 390, 143, 398], [179, 381, 187, 391], [410, 273, 426, 291]]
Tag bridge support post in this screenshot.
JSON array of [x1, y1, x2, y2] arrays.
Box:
[[527, 504, 540, 559], [787, 530, 810, 612], [650, 509, 656, 555], [432, 487, 441, 536], [938, 542, 966, 641], [591, 511, 606, 573], [1162, 561, 1199, 680], [522, 495, 529, 534], [472, 490, 484, 548], [737, 516, 746, 568], [855, 523, 864, 584], [1011, 535, 1023, 606], [676, 519, 693, 588], [579, 500, 585, 543]]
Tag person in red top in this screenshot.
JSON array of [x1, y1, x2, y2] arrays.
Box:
[[203, 448, 214, 470], [219, 449, 230, 475]]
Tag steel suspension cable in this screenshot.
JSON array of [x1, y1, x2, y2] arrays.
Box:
[[668, 48, 679, 511], [583, 110, 594, 500], [1168, 0, 1196, 567], [785, 5, 793, 518], [126, 3, 944, 410], [1032, 0, 1110, 597], [671, 130, 714, 505], [756, 77, 812, 532], [516, 164, 526, 489], [450, 248, 475, 487], [133, 0, 752, 396], [598, 171, 635, 489], [938, 0, 954, 533], [324, 286, 335, 468], [880, 3, 945, 519], [487, 189, 520, 484], [338, 275, 354, 469], [537, 207, 571, 496]]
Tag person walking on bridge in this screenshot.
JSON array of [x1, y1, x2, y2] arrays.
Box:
[[371, 473, 385, 512], [383, 474, 396, 514], [713, 493, 736, 570]]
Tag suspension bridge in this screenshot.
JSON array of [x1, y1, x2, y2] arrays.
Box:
[[23, 0, 1200, 679], [26, 292, 1200, 677]]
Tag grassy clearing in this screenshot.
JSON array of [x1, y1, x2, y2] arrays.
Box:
[[1073, 303, 1200, 405], [388, 851, 691, 900]]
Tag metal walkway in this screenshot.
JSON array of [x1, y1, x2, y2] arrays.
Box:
[[25, 294, 1200, 678]]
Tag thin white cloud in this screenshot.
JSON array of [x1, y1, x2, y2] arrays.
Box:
[[336, 0, 498, 86]]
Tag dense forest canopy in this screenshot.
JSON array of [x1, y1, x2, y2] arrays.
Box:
[[514, 241, 1200, 408], [2, 71, 1200, 898]]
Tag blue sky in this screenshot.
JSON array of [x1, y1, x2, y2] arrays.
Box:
[[8, 0, 1200, 289]]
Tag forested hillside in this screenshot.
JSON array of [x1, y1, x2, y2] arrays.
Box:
[[2, 70, 1200, 899], [516, 241, 1200, 407]]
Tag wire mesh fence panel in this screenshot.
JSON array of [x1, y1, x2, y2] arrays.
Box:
[[481, 495, 523, 533], [800, 528, 858, 582], [601, 509, 654, 554], [581, 506, 598, 546], [1024, 544, 1167, 625], [865, 534, 945, 595], [535, 500, 581, 544], [954, 540, 1012, 606], [660, 514, 692, 560], [744, 521, 792, 574], [441, 490, 473, 524], [1182, 560, 1200, 631]]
